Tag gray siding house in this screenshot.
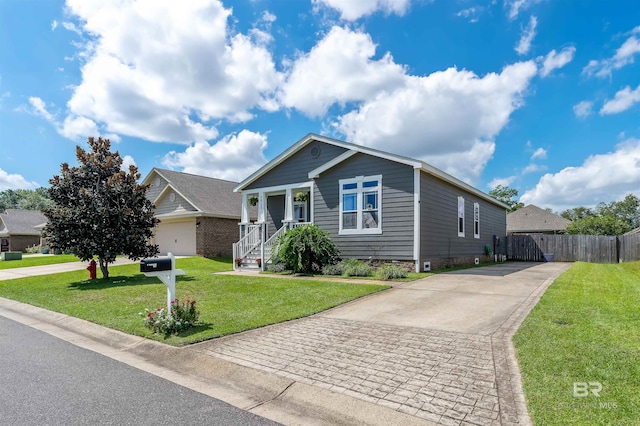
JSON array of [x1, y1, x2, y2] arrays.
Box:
[[233, 134, 508, 271]]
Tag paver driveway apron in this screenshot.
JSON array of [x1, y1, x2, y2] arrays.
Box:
[[195, 262, 570, 425]]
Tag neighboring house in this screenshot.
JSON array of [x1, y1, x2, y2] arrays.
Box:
[[507, 204, 572, 235], [142, 168, 249, 257], [233, 133, 509, 271], [623, 226, 640, 235], [0, 209, 47, 252]]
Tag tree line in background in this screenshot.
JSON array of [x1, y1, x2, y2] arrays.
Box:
[[489, 184, 639, 236], [0, 187, 52, 211]]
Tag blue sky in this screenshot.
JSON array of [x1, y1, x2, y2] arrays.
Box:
[[1, 0, 639, 211]]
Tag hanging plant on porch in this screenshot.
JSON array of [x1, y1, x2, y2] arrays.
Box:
[[248, 196, 259, 206], [295, 192, 309, 202]]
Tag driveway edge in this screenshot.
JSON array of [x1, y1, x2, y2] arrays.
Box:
[[490, 263, 571, 425]]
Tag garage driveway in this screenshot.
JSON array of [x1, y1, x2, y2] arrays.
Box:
[[196, 262, 571, 425], [323, 262, 565, 335]]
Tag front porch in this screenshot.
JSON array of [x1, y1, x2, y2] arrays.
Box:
[[233, 183, 313, 272]]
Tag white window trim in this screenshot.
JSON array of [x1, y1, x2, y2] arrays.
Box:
[[474, 202, 480, 239], [458, 196, 465, 237], [339, 174, 383, 235]]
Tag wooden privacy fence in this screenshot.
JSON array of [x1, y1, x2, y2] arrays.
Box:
[[507, 234, 640, 263]]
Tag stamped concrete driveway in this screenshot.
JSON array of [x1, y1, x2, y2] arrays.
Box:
[[195, 262, 571, 426]]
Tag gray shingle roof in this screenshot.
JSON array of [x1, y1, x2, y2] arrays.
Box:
[[0, 209, 47, 236], [507, 204, 571, 233], [151, 168, 245, 218]]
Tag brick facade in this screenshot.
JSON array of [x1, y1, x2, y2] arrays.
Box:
[[196, 217, 238, 258]]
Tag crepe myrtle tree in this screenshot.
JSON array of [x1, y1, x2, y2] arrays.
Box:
[[43, 137, 158, 279]]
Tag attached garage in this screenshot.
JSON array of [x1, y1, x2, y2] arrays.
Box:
[[154, 219, 196, 256]]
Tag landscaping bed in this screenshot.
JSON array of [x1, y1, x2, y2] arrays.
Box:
[[0, 257, 388, 346]]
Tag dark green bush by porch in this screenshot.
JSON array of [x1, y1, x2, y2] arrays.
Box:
[[273, 224, 339, 274]]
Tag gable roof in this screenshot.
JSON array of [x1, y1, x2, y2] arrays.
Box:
[[234, 133, 508, 209], [143, 168, 244, 219], [624, 226, 640, 235], [507, 204, 572, 233], [0, 209, 47, 237]]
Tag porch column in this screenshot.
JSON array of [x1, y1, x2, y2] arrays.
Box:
[[284, 188, 293, 223], [241, 193, 249, 223], [258, 192, 266, 223]]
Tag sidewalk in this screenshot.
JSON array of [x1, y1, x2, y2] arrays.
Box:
[[0, 258, 137, 281]]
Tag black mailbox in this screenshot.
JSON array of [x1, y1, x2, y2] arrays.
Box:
[[140, 257, 172, 273]]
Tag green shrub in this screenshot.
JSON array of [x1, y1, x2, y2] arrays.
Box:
[[376, 263, 408, 280], [25, 245, 41, 254], [342, 259, 372, 277], [266, 262, 287, 273], [273, 224, 339, 274], [322, 263, 344, 276]]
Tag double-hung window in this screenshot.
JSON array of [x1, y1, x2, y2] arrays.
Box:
[[474, 202, 480, 238], [457, 196, 465, 237], [339, 175, 382, 234]]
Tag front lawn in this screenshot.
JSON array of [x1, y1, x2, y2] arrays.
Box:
[[0, 254, 80, 270], [514, 261, 640, 425], [0, 257, 388, 346]]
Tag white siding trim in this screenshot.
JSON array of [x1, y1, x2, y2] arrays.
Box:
[[458, 196, 465, 237], [414, 168, 421, 272], [308, 150, 358, 178]]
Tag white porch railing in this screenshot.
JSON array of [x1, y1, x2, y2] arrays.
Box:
[[234, 222, 312, 271], [232, 225, 262, 270]]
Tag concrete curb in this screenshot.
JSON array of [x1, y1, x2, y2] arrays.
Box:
[[0, 297, 434, 426]]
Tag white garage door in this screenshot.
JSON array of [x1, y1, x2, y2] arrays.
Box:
[[154, 219, 196, 256]]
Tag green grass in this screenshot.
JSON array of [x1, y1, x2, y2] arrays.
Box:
[[514, 261, 640, 425], [0, 257, 388, 346], [0, 254, 80, 269]]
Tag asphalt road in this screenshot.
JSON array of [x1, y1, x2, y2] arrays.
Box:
[[0, 315, 279, 425]]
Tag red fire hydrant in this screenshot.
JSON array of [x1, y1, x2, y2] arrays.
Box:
[[87, 260, 97, 280]]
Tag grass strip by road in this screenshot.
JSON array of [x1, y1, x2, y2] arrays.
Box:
[[514, 261, 640, 425], [0, 254, 80, 270], [0, 257, 388, 346]]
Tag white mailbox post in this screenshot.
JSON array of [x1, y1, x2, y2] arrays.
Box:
[[140, 252, 185, 312]]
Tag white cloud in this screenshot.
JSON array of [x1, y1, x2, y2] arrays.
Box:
[[60, 0, 281, 144], [162, 130, 269, 182], [521, 138, 640, 210], [279, 26, 405, 116], [531, 147, 547, 160], [539, 46, 576, 77], [488, 176, 517, 189], [522, 163, 546, 174], [506, 0, 542, 20], [334, 60, 538, 182], [0, 168, 38, 191], [515, 16, 537, 55], [573, 100, 593, 118], [456, 7, 483, 23], [51, 20, 58, 31], [62, 21, 82, 35], [583, 31, 640, 78], [121, 155, 137, 171], [29, 97, 55, 122], [313, 0, 411, 20], [600, 84, 640, 115]]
